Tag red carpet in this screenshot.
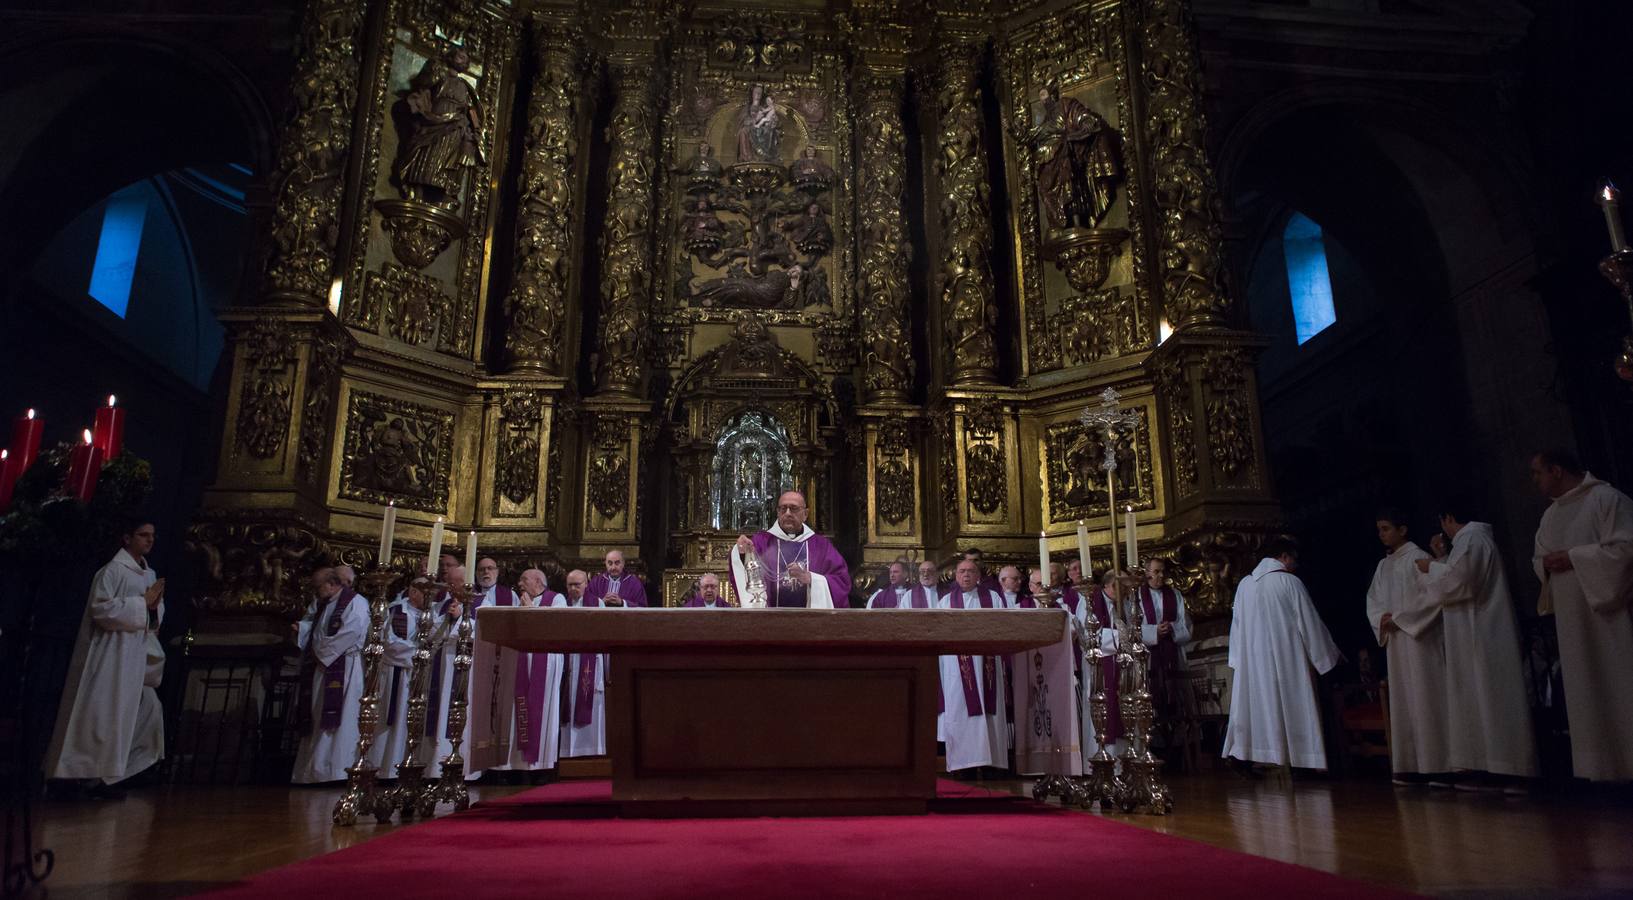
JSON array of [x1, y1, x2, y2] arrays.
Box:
[[202, 780, 1411, 899]]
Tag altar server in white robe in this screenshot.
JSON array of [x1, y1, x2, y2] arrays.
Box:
[[291, 567, 371, 783], [1531, 450, 1633, 782], [1365, 510, 1450, 780], [938, 559, 1009, 771], [1222, 540, 1342, 770], [560, 569, 609, 757], [371, 577, 445, 777], [487, 567, 567, 773], [1417, 503, 1538, 784], [44, 521, 167, 795]]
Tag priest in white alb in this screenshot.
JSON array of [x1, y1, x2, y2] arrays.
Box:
[[479, 566, 566, 775], [938, 559, 1008, 771], [729, 490, 852, 608], [1417, 501, 1537, 787], [1531, 449, 1633, 782], [421, 564, 472, 778], [44, 520, 167, 798], [1366, 510, 1450, 781], [290, 566, 371, 783], [560, 569, 608, 757], [1222, 539, 1342, 771]]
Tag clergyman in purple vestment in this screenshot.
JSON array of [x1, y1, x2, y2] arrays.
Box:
[[730, 490, 852, 608], [585, 549, 648, 608], [683, 572, 733, 607]]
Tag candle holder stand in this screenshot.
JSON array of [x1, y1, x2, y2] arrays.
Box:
[[1597, 249, 1633, 382], [381, 600, 439, 822], [332, 569, 396, 826], [422, 584, 477, 815], [1028, 585, 1091, 808], [1112, 581, 1173, 815]]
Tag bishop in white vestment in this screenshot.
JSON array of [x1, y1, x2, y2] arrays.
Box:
[[44, 524, 167, 789], [1222, 544, 1342, 770], [1531, 453, 1633, 782], [1365, 514, 1450, 777], [291, 567, 371, 783], [938, 560, 1009, 772], [1419, 514, 1537, 779]]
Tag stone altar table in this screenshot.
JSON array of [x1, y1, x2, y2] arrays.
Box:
[[475, 607, 1066, 816]]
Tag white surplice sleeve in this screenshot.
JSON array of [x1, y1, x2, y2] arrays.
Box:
[[1567, 488, 1633, 614], [89, 567, 151, 633]]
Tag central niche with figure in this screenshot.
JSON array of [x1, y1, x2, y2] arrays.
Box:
[[711, 409, 795, 531], [673, 84, 836, 311]]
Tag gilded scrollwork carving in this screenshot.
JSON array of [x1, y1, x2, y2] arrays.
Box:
[[1142, 0, 1231, 326], [874, 418, 914, 526], [1151, 354, 1198, 496], [235, 320, 296, 459], [338, 391, 455, 513], [495, 391, 543, 508], [186, 518, 336, 618], [506, 20, 591, 374], [935, 43, 999, 386], [1202, 348, 1257, 486], [962, 398, 1007, 517], [855, 69, 913, 402], [708, 14, 810, 73], [596, 65, 659, 396], [262, 0, 365, 303], [364, 263, 455, 351], [587, 415, 632, 519], [298, 327, 344, 483]]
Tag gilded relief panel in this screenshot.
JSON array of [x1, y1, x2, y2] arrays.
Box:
[[999, 1, 1150, 376], [655, 14, 852, 338], [337, 387, 456, 513], [341, 0, 517, 362], [1042, 404, 1157, 524]]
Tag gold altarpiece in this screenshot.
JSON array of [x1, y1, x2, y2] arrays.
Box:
[[187, 0, 1278, 623]]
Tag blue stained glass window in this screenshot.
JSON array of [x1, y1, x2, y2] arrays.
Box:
[[1283, 211, 1336, 345], [87, 190, 149, 318]]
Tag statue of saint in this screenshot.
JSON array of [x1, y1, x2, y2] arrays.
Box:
[[394, 48, 485, 208], [789, 146, 834, 194], [735, 85, 782, 163], [679, 141, 723, 193], [786, 203, 833, 255], [1025, 85, 1123, 231], [682, 198, 726, 254]]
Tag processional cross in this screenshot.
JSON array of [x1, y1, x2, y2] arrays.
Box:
[[1078, 387, 1141, 574]]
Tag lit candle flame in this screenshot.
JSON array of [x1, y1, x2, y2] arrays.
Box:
[[1, 450, 8, 461], [1158, 319, 1175, 344], [81, 429, 93, 444], [107, 394, 117, 407], [26, 409, 35, 419], [1602, 182, 1619, 203]]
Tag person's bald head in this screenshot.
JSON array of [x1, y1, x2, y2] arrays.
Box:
[[518, 568, 546, 598], [699, 572, 721, 602], [566, 569, 589, 600], [776, 490, 808, 534], [335, 565, 356, 588], [604, 549, 625, 577], [446, 565, 467, 588], [918, 560, 938, 586], [998, 565, 1021, 593], [1028, 570, 1047, 596]]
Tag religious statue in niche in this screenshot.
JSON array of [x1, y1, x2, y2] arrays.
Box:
[[674, 84, 835, 311], [1024, 84, 1123, 232], [710, 408, 795, 532], [393, 48, 486, 209], [353, 417, 427, 496], [735, 85, 782, 163]]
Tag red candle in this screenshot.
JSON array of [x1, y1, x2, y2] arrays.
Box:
[[0, 450, 16, 511], [93, 394, 125, 459], [64, 429, 103, 503], [10, 408, 42, 475]]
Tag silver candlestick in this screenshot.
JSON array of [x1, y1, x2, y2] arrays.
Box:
[[333, 571, 394, 826], [422, 589, 477, 815]]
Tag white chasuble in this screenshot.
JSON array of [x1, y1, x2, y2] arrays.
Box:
[[1366, 542, 1451, 774], [44, 549, 166, 784], [1534, 475, 1633, 781], [1222, 558, 1342, 769], [1421, 522, 1537, 778]]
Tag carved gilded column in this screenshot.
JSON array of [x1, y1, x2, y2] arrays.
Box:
[[855, 67, 914, 404], [594, 61, 660, 398], [932, 40, 999, 386], [262, 0, 368, 306], [1139, 0, 1232, 328], [505, 16, 593, 374]]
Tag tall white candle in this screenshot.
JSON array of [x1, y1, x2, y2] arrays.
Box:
[[1038, 532, 1051, 588], [1075, 521, 1092, 581], [377, 501, 396, 568], [1602, 183, 1628, 253], [1125, 506, 1138, 572], [427, 516, 445, 577], [464, 531, 478, 584]]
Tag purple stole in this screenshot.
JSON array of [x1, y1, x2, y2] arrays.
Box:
[[297, 589, 357, 734], [496, 586, 555, 763], [943, 587, 1000, 717], [1140, 585, 1182, 710], [387, 603, 410, 726], [563, 597, 601, 727], [872, 584, 933, 609], [1090, 589, 1124, 743]]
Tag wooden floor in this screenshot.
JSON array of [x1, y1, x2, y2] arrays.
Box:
[[20, 771, 1633, 898]]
